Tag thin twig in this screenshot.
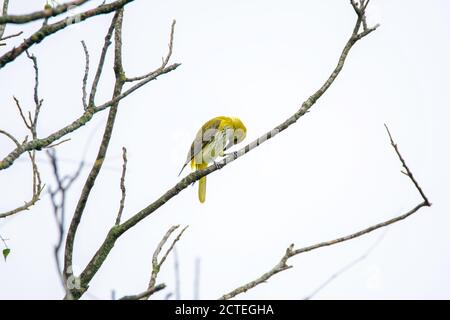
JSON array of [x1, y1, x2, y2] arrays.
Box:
[[0, 0, 10, 40], [63, 9, 126, 299], [115, 147, 127, 225], [13, 96, 31, 130], [88, 13, 118, 107], [25, 50, 43, 139], [0, 149, 43, 219], [0, 50, 45, 219], [148, 225, 188, 291], [0, 129, 20, 147], [0, 234, 9, 249], [119, 283, 166, 300], [0, 0, 136, 69], [0, 18, 180, 171], [0, 0, 90, 25], [94, 62, 180, 111], [117, 225, 187, 301], [81, 41, 90, 110], [125, 20, 176, 82], [47, 138, 71, 149], [384, 124, 430, 205], [0, 30, 23, 41]]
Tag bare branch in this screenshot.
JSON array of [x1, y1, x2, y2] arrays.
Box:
[[116, 225, 187, 301], [0, 0, 91, 25], [119, 283, 166, 300], [13, 96, 32, 130], [0, 50, 45, 219], [0, 16, 179, 171], [0, 31, 23, 41], [219, 245, 294, 300], [0, 0, 10, 39], [0, 128, 20, 147], [88, 13, 118, 106], [384, 124, 430, 205], [25, 51, 43, 139], [125, 20, 176, 82], [46, 138, 71, 149], [94, 62, 180, 112], [148, 225, 188, 291], [0, 0, 137, 69], [158, 226, 187, 275], [0, 234, 9, 248], [115, 147, 127, 225], [63, 9, 126, 298], [219, 125, 431, 300], [80, 41, 90, 110], [0, 149, 43, 219]]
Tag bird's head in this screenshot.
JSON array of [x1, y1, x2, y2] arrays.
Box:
[[231, 117, 247, 144]]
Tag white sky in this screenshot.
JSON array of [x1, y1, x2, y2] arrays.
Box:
[[1, 0, 449, 299]]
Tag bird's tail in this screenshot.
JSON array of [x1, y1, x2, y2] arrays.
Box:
[[196, 163, 208, 203]]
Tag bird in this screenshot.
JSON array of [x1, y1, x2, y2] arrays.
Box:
[[179, 116, 247, 203]]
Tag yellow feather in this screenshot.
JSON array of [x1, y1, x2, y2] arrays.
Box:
[[182, 116, 247, 203], [197, 164, 207, 203]]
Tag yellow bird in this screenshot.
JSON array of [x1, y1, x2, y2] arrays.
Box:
[[179, 116, 247, 203]]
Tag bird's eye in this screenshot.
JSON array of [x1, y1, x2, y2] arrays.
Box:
[[234, 137, 238, 144]]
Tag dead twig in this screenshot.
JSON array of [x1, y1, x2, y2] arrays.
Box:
[[119, 284, 166, 300], [125, 20, 176, 82], [115, 147, 127, 225], [80, 40, 90, 110], [147, 225, 188, 294]]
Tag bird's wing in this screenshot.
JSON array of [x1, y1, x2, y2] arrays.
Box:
[[178, 118, 223, 175]]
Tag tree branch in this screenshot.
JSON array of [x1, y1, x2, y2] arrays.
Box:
[[0, 22, 179, 171], [124, 20, 176, 82], [115, 147, 127, 225], [219, 124, 431, 300], [0, 149, 43, 219], [119, 283, 166, 300], [0, 31, 23, 42], [63, 9, 126, 298], [0, 0, 10, 40], [25, 51, 44, 140], [118, 225, 187, 300], [80, 40, 90, 110], [88, 13, 118, 107], [384, 124, 430, 206], [0, 0, 136, 69], [148, 225, 188, 292], [0, 50, 45, 219], [0, 0, 91, 25]]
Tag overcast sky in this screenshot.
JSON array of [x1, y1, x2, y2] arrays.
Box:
[[1, 0, 449, 299]]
